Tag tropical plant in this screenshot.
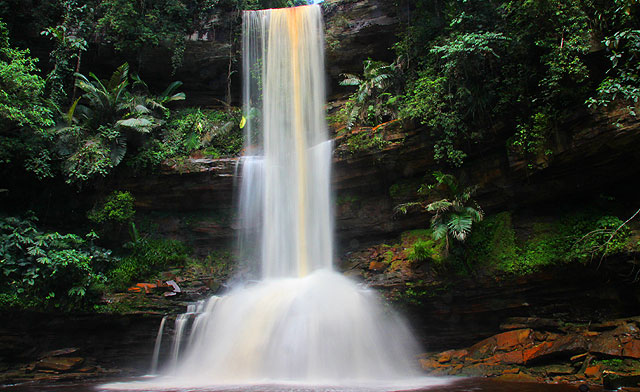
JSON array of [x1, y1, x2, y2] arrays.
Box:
[[110, 237, 191, 291], [0, 213, 113, 310], [0, 19, 55, 179], [340, 59, 397, 129], [88, 190, 135, 224], [396, 172, 483, 254], [128, 107, 242, 170], [52, 62, 185, 183], [41, 0, 91, 106]]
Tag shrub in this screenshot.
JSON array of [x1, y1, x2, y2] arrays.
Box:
[[129, 108, 242, 170], [0, 214, 113, 310], [109, 238, 191, 291], [88, 191, 135, 224], [408, 239, 443, 264]]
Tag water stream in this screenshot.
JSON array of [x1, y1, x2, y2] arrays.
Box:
[[102, 4, 446, 391]]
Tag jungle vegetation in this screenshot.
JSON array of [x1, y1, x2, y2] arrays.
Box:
[[0, 0, 638, 310]]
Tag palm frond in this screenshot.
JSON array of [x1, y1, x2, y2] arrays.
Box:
[[107, 63, 129, 91], [116, 117, 155, 133], [394, 202, 423, 215], [339, 75, 363, 86], [109, 139, 127, 167], [431, 223, 448, 240], [464, 206, 484, 222], [426, 199, 452, 213], [447, 213, 473, 241]]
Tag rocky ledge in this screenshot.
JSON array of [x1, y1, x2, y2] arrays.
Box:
[[420, 316, 640, 390]]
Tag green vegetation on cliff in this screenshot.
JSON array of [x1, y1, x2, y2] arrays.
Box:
[[465, 210, 633, 275], [340, 0, 639, 168]]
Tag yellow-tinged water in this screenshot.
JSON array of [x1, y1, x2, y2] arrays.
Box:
[[103, 5, 439, 389]]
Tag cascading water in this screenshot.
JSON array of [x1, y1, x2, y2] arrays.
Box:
[[103, 4, 446, 390]]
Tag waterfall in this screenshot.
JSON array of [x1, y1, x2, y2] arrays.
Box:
[[103, 5, 446, 390], [149, 316, 167, 375], [240, 5, 332, 278]]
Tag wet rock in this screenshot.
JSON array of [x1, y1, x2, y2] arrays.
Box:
[[468, 336, 498, 359], [524, 335, 589, 363], [39, 348, 79, 358], [485, 350, 525, 365], [543, 364, 575, 375], [36, 357, 84, 372], [494, 329, 532, 350], [368, 261, 386, 271], [419, 358, 441, 370], [500, 318, 562, 331], [494, 372, 540, 383], [458, 363, 508, 377], [584, 364, 604, 379], [591, 333, 623, 356], [603, 371, 640, 390], [623, 340, 640, 358]]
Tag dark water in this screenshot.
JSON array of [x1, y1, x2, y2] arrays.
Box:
[[0, 378, 602, 392]]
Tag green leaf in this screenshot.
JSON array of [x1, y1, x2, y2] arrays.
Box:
[[116, 117, 154, 132]]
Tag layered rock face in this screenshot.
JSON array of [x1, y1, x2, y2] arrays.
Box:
[[120, 108, 640, 256], [0, 313, 165, 383]]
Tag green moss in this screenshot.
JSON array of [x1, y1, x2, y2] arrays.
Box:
[[336, 194, 360, 205], [465, 210, 631, 276], [388, 179, 422, 200], [466, 211, 518, 269]]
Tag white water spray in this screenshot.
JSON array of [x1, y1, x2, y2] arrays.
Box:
[[103, 5, 446, 390]]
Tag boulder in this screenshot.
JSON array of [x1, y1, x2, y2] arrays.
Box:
[[494, 372, 540, 383], [500, 318, 562, 331], [524, 335, 589, 363], [591, 333, 623, 357], [494, 328, 532, 350], [36, 357, 84, 372], [603, 371, 640, 390], [584, 364, 603, 378], [543, 364, 575, 375], [623, 340, 640, 358]]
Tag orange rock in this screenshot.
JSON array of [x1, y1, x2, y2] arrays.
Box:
[[419, 358, 441, 370], [136, 282, 157, 294], [523, 341, 553, 363], [127, 287, 142, 293], [451, 349, 468, 361], [503, 368, 520, 374], [469, 337, 497, 359], [522, 335, 589, 363], [484, 350, 525, 365], [495, 373, 540, 383], [368, 261, 386, 271], [585, 365, 603, 378], [495, 329, 532, 350], [437, 351, 452, 363], [498, 350, 525, 365], [623, 339, 640, 358]]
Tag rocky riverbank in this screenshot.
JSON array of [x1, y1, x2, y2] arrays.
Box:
[[420, 316, 640, 390]]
